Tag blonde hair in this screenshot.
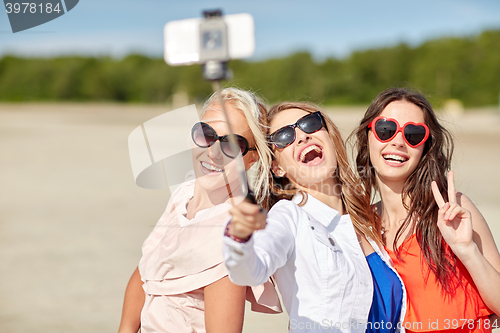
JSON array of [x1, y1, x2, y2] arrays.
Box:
[[202, 87, 272, 205]]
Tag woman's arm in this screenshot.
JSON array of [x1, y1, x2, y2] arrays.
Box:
[[223, 200, 297, 286], [432, 171, 500, 315], [204, 276, 247, 333], [457, 194, 500, 315], [118, 267, 145, 333]]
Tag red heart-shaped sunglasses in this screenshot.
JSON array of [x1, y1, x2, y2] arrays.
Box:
[[368, 116, 429, 148]]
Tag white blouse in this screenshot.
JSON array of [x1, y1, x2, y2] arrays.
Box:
[[223, 194, 374, 333]]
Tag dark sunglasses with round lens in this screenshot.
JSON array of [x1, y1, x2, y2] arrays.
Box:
[[269, 111, 325, 149], [191, 122, 256, 158], [368, 116, 429, 148]]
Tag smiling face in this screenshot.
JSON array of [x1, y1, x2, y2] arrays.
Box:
[[368, 100, 426, 185], [270, 108, 338, 190], [192, 102, 258, 192]]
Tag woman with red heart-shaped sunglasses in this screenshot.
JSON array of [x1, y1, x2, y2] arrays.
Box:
[[351, 87, 500, 332]]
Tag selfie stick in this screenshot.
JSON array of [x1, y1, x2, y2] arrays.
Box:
[[201, 10, 257, 205]]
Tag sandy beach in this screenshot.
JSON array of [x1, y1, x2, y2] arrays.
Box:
[[0, 103, 499, 332]]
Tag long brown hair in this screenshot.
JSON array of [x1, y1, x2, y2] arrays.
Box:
[[266, 102, 381, 245], [352, 87, 458, 293]]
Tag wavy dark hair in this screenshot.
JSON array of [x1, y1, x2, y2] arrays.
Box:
[[265, 102, 382, 245], [351, 87, 458, 294]]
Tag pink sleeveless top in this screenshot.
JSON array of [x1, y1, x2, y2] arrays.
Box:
[[139, 179, 282, 313]]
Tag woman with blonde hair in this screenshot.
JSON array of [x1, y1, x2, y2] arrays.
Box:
[[118, 87, 281, 333]]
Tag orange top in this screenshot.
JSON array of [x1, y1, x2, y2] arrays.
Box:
[[387, 234, 492, 333]]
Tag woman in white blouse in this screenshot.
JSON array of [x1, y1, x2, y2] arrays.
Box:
[[223, 102, 406, 333]]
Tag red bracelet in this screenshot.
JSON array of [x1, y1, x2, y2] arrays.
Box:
[[224, 221, 251, 243]]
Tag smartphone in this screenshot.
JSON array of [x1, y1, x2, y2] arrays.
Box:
[[164, 13, 255, 66]]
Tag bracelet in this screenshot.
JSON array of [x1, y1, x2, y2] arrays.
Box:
[[224, 221, 251, 243]]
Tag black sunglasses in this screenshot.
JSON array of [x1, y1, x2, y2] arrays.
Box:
[[269, 112, 325, 149], [191, 122, 256, 158]]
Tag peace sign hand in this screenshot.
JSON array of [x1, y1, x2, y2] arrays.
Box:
[[431, 171, 474, 257]]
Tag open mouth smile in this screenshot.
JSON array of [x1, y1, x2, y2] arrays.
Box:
[[200, 161, 223, 174], [298, 144, 324, 166], [382, 153, 409, 165]]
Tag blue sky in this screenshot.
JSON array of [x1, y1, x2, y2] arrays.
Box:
[[1, 0, 500, 60]]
